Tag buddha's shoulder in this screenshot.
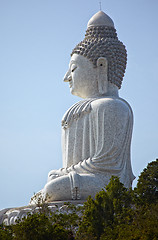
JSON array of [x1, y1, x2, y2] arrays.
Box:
[[91, 97, 133, 113]]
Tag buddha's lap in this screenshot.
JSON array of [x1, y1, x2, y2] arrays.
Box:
[[43, 173, 107, 200]]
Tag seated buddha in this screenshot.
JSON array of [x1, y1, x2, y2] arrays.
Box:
[[30, 11, 135, 203]]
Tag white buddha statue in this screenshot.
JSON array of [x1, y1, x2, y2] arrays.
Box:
[[30, 11, 135, 203]]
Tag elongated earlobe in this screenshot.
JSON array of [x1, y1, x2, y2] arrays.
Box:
[[97, 57, 108, 69], [96, 57, 108, 94]]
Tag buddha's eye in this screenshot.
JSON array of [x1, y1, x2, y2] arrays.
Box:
[[71, 64, 77, 72]]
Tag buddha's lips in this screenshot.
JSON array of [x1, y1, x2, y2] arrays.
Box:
[[69, 80, 72, 88]]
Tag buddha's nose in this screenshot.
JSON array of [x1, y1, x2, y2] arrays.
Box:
[[63, 70, 72, 82]]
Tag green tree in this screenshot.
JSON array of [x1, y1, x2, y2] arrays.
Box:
[[12, 213, 72, 240], [50, 203, 81, 236], [112, 203, 158, 240], [76, 176, 133, 240], [134, 159, 158, 205], [0, 224, 13, 240]]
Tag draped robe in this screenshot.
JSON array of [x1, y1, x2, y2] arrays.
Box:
[[61, 96, 135, 189]]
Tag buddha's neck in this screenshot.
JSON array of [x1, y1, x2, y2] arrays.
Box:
[[83, 85, 119, 99], [105, 85, 119, 97]]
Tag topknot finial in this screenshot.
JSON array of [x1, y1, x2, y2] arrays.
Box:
[[87, 11, 115, 28]]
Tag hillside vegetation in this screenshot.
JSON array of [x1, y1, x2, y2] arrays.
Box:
[[0, 159, 158, 240]]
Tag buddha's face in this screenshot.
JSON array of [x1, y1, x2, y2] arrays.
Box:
[[64, 54, 98, 99]]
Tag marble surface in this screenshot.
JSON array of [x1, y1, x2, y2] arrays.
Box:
[[87, 11, 115, 28], [30, 12, 134, 203], [1, 10, 135, 225], [30, 10, 135, 203], [0, 201, 84, 225], [40, 95, 135, 203]]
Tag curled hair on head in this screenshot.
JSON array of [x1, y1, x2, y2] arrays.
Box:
[[71, 26, 127, 89]]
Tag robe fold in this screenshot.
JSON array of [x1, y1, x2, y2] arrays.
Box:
[[61, 97, 135, 188]]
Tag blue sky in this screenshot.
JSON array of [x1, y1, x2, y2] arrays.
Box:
[[0, 0, 158, 210]]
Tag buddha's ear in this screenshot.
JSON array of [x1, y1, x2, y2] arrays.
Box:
[[96, 57, 108, 94], [96, 57, 108, 71]]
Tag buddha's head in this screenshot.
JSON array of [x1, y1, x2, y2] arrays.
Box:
[[64, 11, 127, 99]]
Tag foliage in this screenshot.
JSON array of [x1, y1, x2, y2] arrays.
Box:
[[0, 202, 80, 240], [76, 160, 158, 239], [0, 224, 13, 240], [116, 203, 158, 240], [11, 202, 82, 240], [0, 159, 158, 240], [76, 176, 133, 239], [50, 203, 82, 235], [134, 159, 158, 205], [12, 213, 71, 240]]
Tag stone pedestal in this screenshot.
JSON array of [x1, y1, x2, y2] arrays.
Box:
[[0, 200, 85, 225]]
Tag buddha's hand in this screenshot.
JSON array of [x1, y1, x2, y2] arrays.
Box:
[[47, 170, 60, 182], [47, 168, 66, 182]]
